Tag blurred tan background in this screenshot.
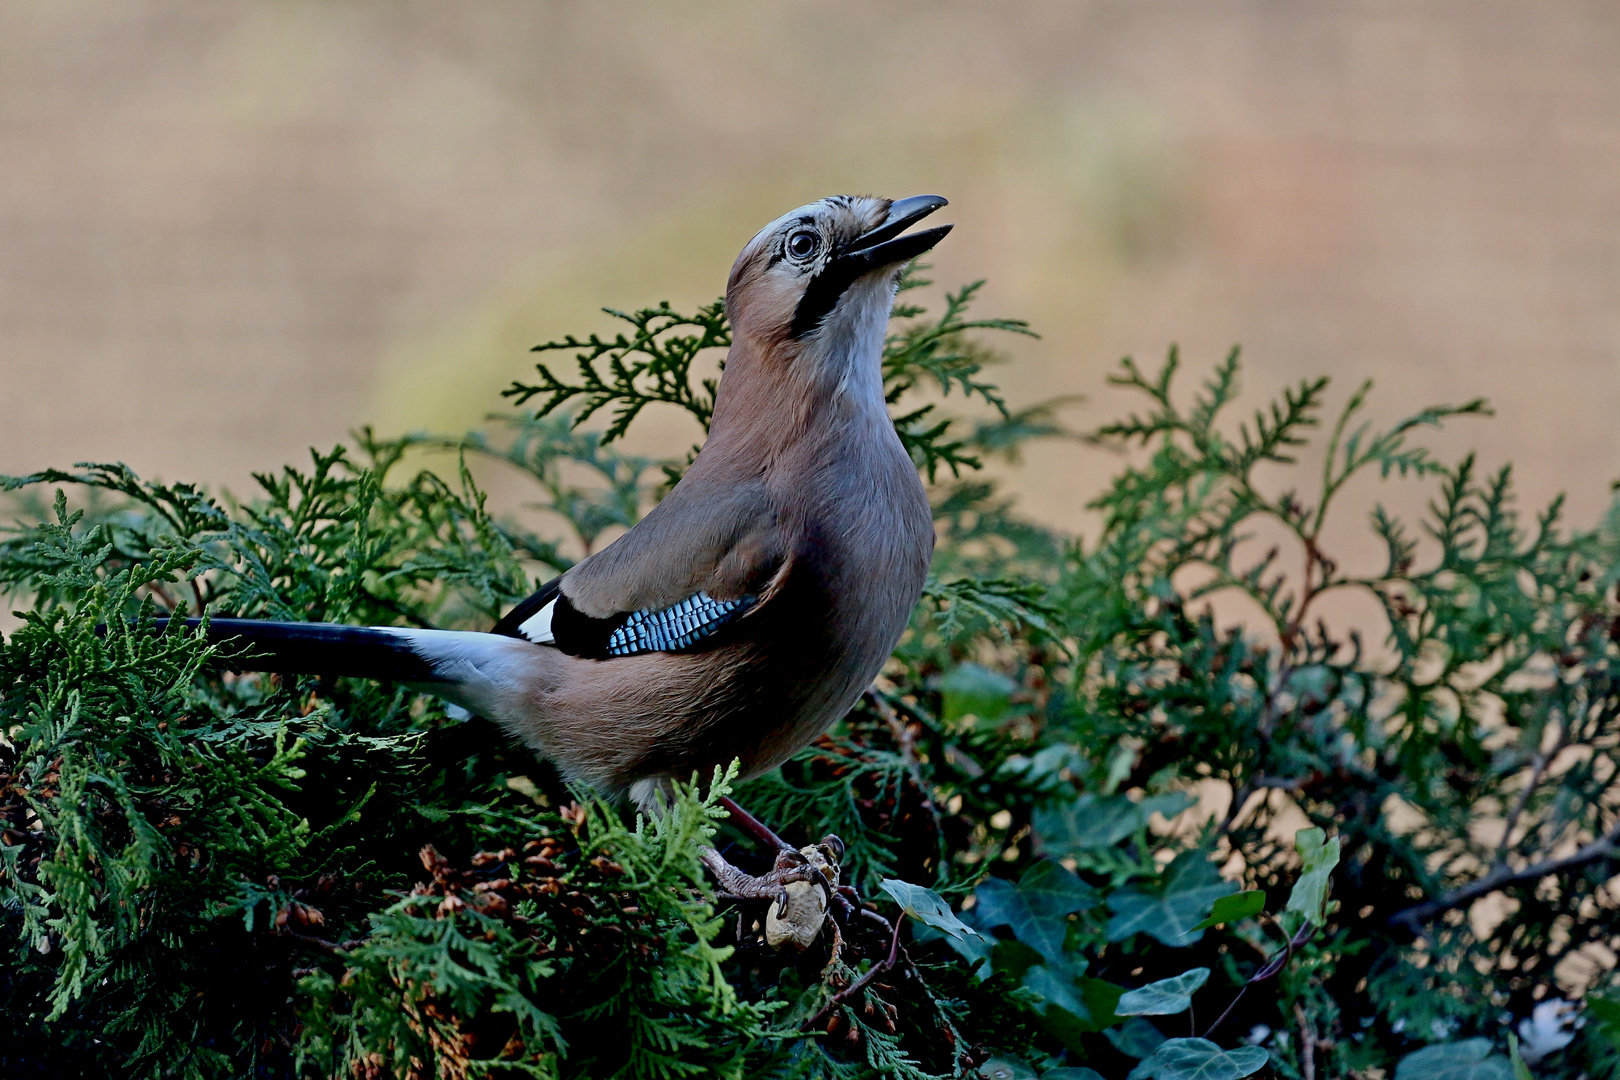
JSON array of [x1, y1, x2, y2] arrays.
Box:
[[2, 0, 1617, 546]]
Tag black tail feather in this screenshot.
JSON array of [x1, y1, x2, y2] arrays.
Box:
[[149, 618, 446, 682]]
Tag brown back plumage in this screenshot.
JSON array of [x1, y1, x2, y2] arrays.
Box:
[[468, 196, 941, 804]]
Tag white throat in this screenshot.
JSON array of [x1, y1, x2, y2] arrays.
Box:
[[802, 274, 896, 409]]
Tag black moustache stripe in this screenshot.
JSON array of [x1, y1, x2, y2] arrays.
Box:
[[788, 254, 868, 340]]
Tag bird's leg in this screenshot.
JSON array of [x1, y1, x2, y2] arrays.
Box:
[[702, 799, 847, 947], [702, 799, 851, 952], [700, 844, 828, 915], [703, 798, 843, 906], [716, 795, 792, 853]]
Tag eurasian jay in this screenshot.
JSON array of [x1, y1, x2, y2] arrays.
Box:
[[169, 194, 950, 902]]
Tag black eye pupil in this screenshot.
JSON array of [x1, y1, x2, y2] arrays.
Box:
[[788, 232, 818, 258]]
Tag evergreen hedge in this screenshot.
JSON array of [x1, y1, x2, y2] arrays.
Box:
[[3, 271, 1619, 1078]]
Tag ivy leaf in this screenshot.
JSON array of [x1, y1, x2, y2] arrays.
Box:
[[978, 1057, 1038, 1080], [1136, 1038, 1268, 1080], [1587, 994, 1620, 1042], [974, 859, 1102, 960], [1035, 792, 1194, 853], [1023, 962, 1124, 1048], [990, 939, 1045, 980], [1106, 851, 1236, 946], [1107, 1018, 1168, 1060], [1283, 827, 1341, 932], [948, 926, 999, 978], [1001, 743, 1085, 789], [950, 934, 1041, 984], [1023, 964, 1089, 1019], [1044, 1070, 1106, 1080], [1506, 1035, 1532, 1080], [1116, 968, 1210, 1016], [880, 879, 982, 943], [1188, 890, 1265, 934], [1395, 1039, 1515, 1080]]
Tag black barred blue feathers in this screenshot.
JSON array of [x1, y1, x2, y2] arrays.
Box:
[[495, 580, 758, 659], [606, 592, 755, 656]]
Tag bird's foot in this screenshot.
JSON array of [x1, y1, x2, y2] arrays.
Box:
[[703, 830, 844, 951], [702, 836, 842, 914]]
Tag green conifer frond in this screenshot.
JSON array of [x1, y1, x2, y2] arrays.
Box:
[[4, 288, 1619, 1079]]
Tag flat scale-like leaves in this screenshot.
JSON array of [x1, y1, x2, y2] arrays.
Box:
[[939, 662, 1018, 724], [4, 280, 1616, 1080]]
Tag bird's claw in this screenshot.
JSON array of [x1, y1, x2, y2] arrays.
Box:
[[701, 829, 845, 951], [701, 846, 832, 902]]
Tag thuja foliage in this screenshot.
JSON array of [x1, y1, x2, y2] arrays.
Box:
[[3, 270, 1620, 1080]]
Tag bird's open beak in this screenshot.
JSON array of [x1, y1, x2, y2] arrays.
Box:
[[834, 195, 953, 274], [788, 195, 954, 339]]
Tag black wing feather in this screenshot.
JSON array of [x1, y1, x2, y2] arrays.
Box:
[[491, 575, 562, 639], [492, 577, 755, 660]]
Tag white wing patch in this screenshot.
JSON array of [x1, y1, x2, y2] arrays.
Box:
[[517, 598, 557, 644]]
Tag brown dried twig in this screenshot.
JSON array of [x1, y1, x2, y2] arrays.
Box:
[[807, 908, 902, 1029], [1203, 919, 1317, 1040]]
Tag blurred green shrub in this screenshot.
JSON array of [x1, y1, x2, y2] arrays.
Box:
[[2, 273, 1618, 1079]]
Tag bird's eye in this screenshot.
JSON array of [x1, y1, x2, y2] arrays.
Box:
[[785, 230, 821, 261]]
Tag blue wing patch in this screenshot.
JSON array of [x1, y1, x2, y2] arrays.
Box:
[[605, 592, 755, 656]]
